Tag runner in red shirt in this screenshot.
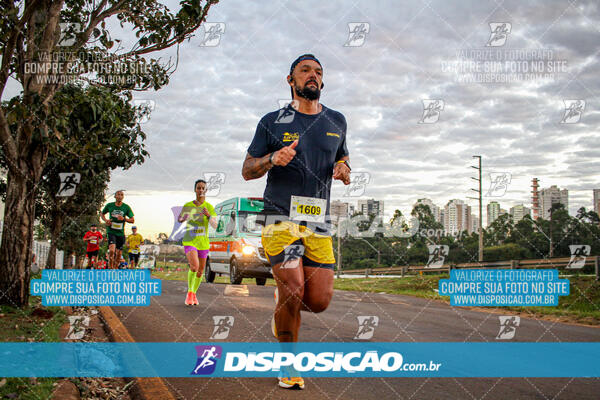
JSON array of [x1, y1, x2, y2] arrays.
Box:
[[83, 224, 103, 269]]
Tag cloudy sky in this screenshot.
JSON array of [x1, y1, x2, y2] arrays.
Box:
[[15, 0, 600, 240]]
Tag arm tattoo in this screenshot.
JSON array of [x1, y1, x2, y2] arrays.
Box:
[[242, 153, 273, 180]]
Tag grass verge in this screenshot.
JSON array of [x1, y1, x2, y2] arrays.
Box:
[[0, 286, 67, 399]]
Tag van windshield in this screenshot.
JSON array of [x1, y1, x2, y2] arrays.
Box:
[[238, 211, 263, 234]]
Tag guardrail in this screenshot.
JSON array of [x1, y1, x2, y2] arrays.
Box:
[[342, 256, 600, 280]]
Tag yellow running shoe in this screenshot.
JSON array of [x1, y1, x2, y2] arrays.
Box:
[[278, 376, 305, 390]]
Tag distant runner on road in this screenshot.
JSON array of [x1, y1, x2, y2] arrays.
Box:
[[177, 179, 217, 306], [126, 226, 143, 268], [101, 190, 134, 269], [83, 223, 103, 269]]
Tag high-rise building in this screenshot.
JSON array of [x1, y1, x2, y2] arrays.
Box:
[[357, 199, 384, 216], [348, 204, 356, 216], [469, 215, 479, 234], [531, 178, 540, 220], [444, 199, 471, 234], [413, 198, 442, 223], [593, 189, 600, 216], [539, 185, 569, 219], [487, 201, 501, 226], [510, 204, 531, 223]]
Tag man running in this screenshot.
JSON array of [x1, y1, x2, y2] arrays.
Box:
[[177, 179, 217, 306], [242, 54, 351, 390], [126, 226, 144, 268], [83, 224, 103, 269], [101, 190, 135, 269]]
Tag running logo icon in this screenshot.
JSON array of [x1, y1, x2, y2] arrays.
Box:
[[496, 316, 520, 340], [132, 99, 155, 124], [65, 316, 90, 340], [210, 316, 234, 340], [486, 172, 512, 197], [344, 172, 371, 197], [486, 22, 511, 47], [203, 172, 226, 196], [344, 23, 370, 47], [560, 100, 585, 124], [354, 316, 379, 340], [199, 23, 225, 47], [57, 173, 81, 197], [418, 100, 444, 124], [426, 245, 448, 268], [191, 345, 222, 375], [281, 244, 304, 268], [58, 22, 82, 46], [275, 100, 298, 124], [566, 245, 590, 269]]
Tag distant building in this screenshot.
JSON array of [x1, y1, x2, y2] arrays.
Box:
[[348, 204, 356, 216], [469, 215, 479, 234], [539, 185, 569, 219], [444, 199, 471, 234], [414, 198, 442, 223], [357, 199, 384, 216], [510, 204, 531, 223], [594, 189, 600, 216], [487, 201, 501, 226]]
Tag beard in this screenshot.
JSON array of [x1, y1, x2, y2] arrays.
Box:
[[294, 83, 320, 100]]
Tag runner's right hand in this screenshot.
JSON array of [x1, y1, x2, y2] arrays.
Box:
[[272, 139, 298, 166]]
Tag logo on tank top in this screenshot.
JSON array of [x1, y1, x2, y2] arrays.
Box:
[[282, 132, 299, 142]]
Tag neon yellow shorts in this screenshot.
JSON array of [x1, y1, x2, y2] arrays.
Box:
[[261, 221, 335, 269]]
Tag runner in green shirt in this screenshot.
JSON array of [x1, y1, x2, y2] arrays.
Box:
[[177, 179, 217, 306], [101, 190, 135, 269]]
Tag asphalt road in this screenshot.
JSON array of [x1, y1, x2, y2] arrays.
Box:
[[113, 279, 600, 400]]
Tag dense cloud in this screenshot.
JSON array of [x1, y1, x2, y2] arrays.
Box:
[[96, 0, 599, 232]]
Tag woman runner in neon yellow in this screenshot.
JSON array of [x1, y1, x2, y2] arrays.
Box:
[[177, 179, 217, 306]]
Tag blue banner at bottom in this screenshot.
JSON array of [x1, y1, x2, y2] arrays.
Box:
[[0, 342, 598, 378]]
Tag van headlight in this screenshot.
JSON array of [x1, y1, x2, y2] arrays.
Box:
[[242, 245, 255, 255]]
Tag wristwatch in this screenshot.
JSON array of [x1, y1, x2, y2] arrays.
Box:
[[336, 159, 351, 171], [269, 152, 276, 166]]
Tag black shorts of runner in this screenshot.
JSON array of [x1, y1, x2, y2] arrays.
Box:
[[129, 253, 140, 264], [107, 233, 126, 250], [86, 250, 99, 258]]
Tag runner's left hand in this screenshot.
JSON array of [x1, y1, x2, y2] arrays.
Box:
[[201, 207, 211, 217], [333, 163, 351, 185]]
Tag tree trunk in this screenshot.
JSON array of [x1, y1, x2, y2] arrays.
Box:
[[0, 167, 38, 306], [46, 209, 65, 269], [0, 143, 47, 306]]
